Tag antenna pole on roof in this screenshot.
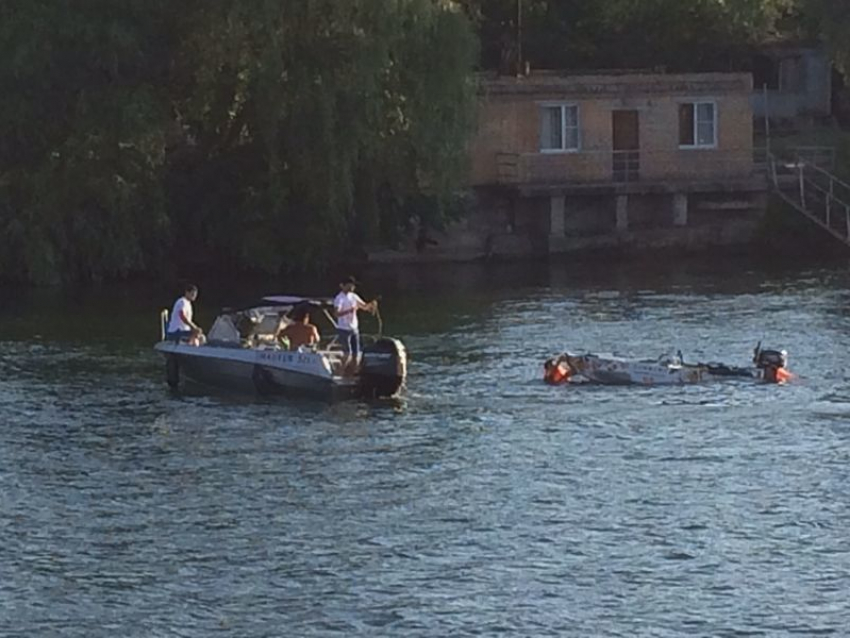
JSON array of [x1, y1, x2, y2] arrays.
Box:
[[516, 0, 522, 77], [763, 82, 771, 155]]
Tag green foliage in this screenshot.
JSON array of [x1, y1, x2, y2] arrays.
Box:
[[804, 0, 850, 73], [465, 0, 804, 72], [0, 0, 477, 283], [169, 0, 478, 275], [0, 0, 173, 283]]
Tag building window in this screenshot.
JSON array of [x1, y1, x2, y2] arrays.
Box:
[[678, 101, 716, 148], [540, 104, 579, 152]]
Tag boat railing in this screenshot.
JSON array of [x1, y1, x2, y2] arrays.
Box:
[[160, 309, 169, 341]]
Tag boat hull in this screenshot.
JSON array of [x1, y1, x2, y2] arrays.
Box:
[[155, 342, 374, 400]]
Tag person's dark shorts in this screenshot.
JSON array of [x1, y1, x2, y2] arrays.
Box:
[[337, 329, 360, 358], [167, 329, 193, 342]]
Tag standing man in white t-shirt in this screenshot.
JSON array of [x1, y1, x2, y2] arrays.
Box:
[[333, 276, 376, 372], [167, 284, 204, 345]]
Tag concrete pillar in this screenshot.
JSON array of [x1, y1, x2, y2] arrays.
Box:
[[616, 195, 629, 232], [550, 195, 565, 237], [673, 193, 688, 226]]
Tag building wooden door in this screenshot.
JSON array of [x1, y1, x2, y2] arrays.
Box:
[[612, 110, 640, 182]]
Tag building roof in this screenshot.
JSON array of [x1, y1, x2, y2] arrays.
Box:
[[478, 70, 753, 98]]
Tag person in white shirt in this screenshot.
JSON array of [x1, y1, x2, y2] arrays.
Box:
[[333, 276, 376, 371], [167, 284, 204, 345]]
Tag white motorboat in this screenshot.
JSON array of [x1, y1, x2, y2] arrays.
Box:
[[154, 295, 407, 400], [543, 344, 792, 386]]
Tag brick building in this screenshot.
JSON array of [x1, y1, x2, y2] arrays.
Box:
[[468, 71, 767, 257]]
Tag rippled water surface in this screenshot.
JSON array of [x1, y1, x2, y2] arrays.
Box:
[[2, 258, 850, 637]]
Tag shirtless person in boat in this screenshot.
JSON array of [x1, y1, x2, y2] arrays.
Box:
[[278, 307, 320, 350]]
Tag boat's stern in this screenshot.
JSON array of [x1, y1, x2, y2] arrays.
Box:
[[361, 338, 407, 397], [154, 339, 175, 355]]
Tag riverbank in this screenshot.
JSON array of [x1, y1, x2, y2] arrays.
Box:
[[363, 197, 849, 266]]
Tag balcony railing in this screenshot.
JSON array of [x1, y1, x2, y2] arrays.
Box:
[[612, 150, 640, 183], [494, 148, 758, 186]]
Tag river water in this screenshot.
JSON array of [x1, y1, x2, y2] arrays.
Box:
[[2, 257, 850, 637]]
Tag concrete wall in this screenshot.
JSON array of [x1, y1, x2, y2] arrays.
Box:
[[365, 188, 769, 264], [563, 196, 617, 236], [619, 194, 675, 230]]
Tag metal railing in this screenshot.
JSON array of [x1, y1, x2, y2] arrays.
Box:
[[612, 150, 640, 183], [793, 146, 836, 171], [768, 150, 850, 246], [756, 145, 835, 174]]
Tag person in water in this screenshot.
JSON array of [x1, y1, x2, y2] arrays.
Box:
[[333, 276, 377, 372], [543, 355, 571, 385], [167, 284, 205, 346], [278, 307, 320, 351]]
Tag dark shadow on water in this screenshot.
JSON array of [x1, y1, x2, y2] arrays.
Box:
[[170, 379, 408, 414], [1, 250, 849, 345]]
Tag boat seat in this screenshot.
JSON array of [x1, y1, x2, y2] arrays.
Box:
[[208, 315, 240, 343]]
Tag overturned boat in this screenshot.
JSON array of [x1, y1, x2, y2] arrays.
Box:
[[154, 296, 407, 400], [543, 344, 792, 386]]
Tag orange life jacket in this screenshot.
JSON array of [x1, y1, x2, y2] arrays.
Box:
[[544, 361, 571, 385]]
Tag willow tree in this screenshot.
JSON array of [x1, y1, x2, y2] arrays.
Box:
[[804, 0, 850, 73], [170, 0, 478, 275], [0, 0, 175, 283]]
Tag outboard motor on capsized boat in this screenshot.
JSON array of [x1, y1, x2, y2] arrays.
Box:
[[360, 337, 407, 397], [753, 346, 791, 383]]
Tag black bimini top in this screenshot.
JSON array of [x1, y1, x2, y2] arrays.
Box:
[[261, 295, 334, 310], [225, 295, 334, 316]]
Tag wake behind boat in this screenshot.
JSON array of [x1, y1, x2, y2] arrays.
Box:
[[543, 343, 792, 386], [155, 295, 407, 400]]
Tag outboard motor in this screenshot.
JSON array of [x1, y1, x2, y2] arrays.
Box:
[[754, 347, 790, 383], [361, 338, 407, 397]]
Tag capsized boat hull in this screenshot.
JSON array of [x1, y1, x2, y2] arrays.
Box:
[[568, 354, 711, 385], [544, 349, 789, 386]]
